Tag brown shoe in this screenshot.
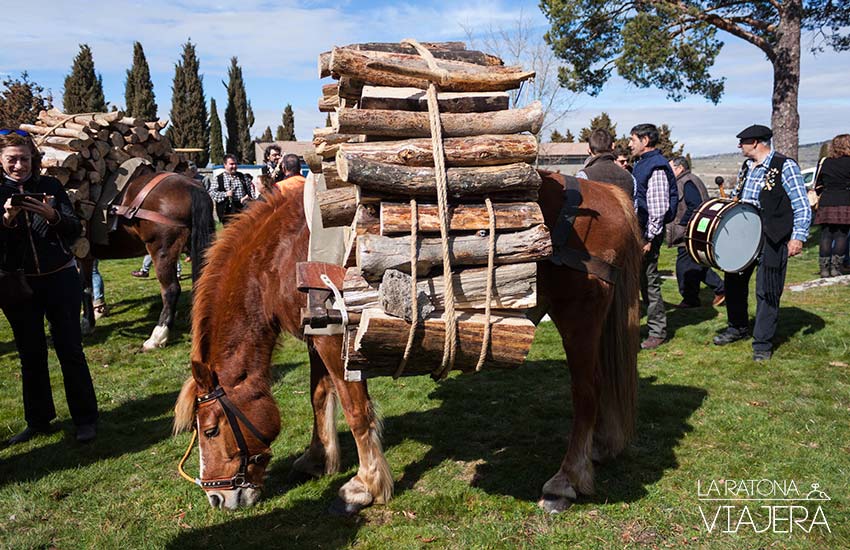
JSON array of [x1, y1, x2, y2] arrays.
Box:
[[712, 293, 726, 307], [131, 270, 149, 278], [641, 336, 665, 350]]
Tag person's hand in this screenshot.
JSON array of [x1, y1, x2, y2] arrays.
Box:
[[18, 196, 59, 223], [226, 189, 234, 197], [642, 241, 652, 254], [788, 239, 803, 257], [240, 195, 250, 204]]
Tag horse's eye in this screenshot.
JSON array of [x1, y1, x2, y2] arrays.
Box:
[[203, 426, 220, 438]]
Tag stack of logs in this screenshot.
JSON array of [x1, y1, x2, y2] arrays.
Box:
[[311, 42, 553, 381], [23, 109, 177, 256]]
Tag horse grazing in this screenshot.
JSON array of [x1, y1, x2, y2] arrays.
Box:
[[173, 172, 642, 514], [79, 166, 215, 350]]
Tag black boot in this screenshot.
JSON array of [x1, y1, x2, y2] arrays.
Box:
[[819, 256, 832, 278]]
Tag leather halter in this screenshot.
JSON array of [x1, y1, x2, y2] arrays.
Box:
[[112, 172, 187, 227], [179, 385, 273, 491]]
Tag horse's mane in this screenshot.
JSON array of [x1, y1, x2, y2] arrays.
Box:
[[190, 185, 305, 366]]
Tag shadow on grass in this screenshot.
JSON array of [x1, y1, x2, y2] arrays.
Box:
[[81, 290, 193, 347], [0, 391, 178, 488], [773, 306, 825, 350], [381, 361, 706, 505]]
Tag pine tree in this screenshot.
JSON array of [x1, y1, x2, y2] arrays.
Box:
[[260, 126, 273, 142], [224, 57, 254, 162], [0, 72, 53, 128], [565, 129, 575, 143], [549, 129, 566, 143], [209, 97, 224, 166], [124, 42, 157, 120], [657, 124, 685, 159], [578, 113, 616, 143], [275, 124, 285, 141], [167, 40, 209, 166], [63, 44, 107, 114], [280, 104, 296, 141]]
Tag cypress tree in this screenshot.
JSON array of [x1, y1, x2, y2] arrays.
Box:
[[275, 124, 285, 141], [224, 57, 254, 162], [260, 126, 273, 142], [63, 44, 107, 113], [325, 113, 332, 127], [281, 104, 296, 141], [578, 113, 616, 143], [209, 98, 224, 166], [167, 40, 209, 166], [124, 42, 157, 120], [0, 72, 53, 128], [565, 129, 575, 143]]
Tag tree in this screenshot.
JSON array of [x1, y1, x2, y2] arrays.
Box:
[[124, 42, 157, 121], [0, 72, 52, 128], [167, 40, 209, 166], [224, 57, 254, 163], [463, 11, 577, 141], [280, 104, 296, 141], [656, 124, 685, 159], [565, 129, 576, 143], [578, 112, 617, 143], [325, 113, 332, 127], [259, 126, 273, 142], [550, 129, 567, 142], [209, 98, 224, 166], [63, 44, 106, 113], [540, 1, 850, 160]]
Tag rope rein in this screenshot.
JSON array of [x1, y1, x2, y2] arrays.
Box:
[[475, 198, 496, 372]]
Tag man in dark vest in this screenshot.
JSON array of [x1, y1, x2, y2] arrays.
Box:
[[208, 154, 254, 224], [630, 123, 678, 350], [667, 156, 725, 308], [713, 125, 811, 361], [576, 129, 634, 199]]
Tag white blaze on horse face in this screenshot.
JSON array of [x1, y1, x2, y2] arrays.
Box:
[[197, 418, 206, 478]]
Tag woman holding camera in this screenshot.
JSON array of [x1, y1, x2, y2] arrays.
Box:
[[0, 129, 98, 445]]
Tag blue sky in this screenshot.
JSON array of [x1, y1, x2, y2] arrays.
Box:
[[1, 0, 847, 156]]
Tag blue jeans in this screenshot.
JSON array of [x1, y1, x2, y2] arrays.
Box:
[[92, 260, 104, 304]]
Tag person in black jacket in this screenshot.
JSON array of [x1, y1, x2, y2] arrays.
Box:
[[813, 134, 850, 277], [0, 130, 98, 445]]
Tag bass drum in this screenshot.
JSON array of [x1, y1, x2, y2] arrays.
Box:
[[686, 198, 763, 273]]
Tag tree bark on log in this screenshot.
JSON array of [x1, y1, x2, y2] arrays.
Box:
[[337, 157, 541, 199], [346, 308, 536, 375], [40, 148, 80, 170], [337, 134, 537, 167], [328, 48, 531, 92], [318, 185, 359, 227], [335, 101, 543, 138], [359, 86, 510, 113], [19, 124, 90, 141], [357, 223, 552, 280], [380, 201, 544, 234], [319, 42, 502, 78], [322, 161, 348, 190]]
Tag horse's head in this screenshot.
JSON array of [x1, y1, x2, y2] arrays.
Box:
[[174, 361, 281, 510]]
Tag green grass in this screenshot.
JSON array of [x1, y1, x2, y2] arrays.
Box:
[[1, 239, 848, 549]]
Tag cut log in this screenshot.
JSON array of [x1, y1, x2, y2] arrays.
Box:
[[335, 101, 543, 138], [109, 131, 126, 147], [337, 134, 537, 168], [347, 308, 536, 374], [357, 223, 552, 280], [318, 94, 340, 112], [303, 151, 323, 173], [322, 161, 348, 189], [46, 168, 71, 185], [359, 86, 509, 113], [32, 135, 89, 151], [19, 124, 90, 141], [342, 267, 381, 313], [337, 76, 365, 101], [380, 201, 544, 234], [40, 148, 80, 170], [318, 185, 359, 227], [338, 157, 541, 198], [328, 47, 533, 92], [319, 42, 501, 78]]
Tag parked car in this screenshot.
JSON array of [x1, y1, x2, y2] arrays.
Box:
[[801, 166, 817, 190]]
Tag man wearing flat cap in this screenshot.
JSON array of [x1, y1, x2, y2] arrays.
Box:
[[713, 124, 811, 361]]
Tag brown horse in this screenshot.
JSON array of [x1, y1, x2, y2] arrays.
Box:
[[173, 172, 642, 513], [79, 166, 215, 350]]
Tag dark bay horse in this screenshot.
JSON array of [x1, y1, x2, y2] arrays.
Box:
[[79, 166, 215, 350], [173, 172, 642, 513]]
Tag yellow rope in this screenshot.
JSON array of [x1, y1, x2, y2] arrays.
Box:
[[177, 428, 200, 485], [475, 197, 496, 372], [393, 198, 419, 379], [402, 38, 457, 380]]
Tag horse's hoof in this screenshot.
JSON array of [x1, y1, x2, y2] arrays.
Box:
[[327, 497, 366, 516], [538, 494, 573, 514]]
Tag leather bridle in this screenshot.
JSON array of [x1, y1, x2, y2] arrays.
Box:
[[178, 385, 273, 491]]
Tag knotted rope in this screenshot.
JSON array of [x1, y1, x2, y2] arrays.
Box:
[[393, 198, 419, 379]]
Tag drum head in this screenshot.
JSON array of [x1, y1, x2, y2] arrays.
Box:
[[712, 204, 762, 272]]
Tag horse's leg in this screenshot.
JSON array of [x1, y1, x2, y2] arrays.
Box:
[[291, 343, 341, 479], [142, 235, 184, 350], [539, 274, 612, 513], [78, 256, 95, 336], [311, 335, 393, 515]]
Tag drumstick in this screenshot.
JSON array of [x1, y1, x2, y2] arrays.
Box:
[[715, 176, 727, 199]]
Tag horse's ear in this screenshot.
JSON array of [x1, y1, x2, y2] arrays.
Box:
[[191, 360, 215, 392]]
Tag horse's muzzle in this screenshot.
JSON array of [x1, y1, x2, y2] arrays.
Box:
[[206, 487, 261, 510]]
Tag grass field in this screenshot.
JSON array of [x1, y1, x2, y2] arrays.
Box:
[[1, 238, 848, 549]]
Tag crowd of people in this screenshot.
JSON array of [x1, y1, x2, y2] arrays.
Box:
[[1, 123, 848, 447]]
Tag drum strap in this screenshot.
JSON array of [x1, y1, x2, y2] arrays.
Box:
[[550, 175, 621, 285]]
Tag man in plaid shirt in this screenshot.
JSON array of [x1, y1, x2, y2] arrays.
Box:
[[713, 124, 811, 361], [209, 154, 254, 224]]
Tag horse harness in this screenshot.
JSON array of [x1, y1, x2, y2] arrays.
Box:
[[549, 174, 621, 285], [178, 385, 274, 491], [111, 172, 187, 227]]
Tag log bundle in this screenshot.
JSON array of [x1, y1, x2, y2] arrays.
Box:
[[22, 109, 175, 256], [313, 41, 552, 380]]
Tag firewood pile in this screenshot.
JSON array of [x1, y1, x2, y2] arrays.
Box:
[[22, 109, 176, 256], [311, 41, 552, 381]]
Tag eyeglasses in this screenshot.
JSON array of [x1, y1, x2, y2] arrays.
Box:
[[0, 129, 30, 137]]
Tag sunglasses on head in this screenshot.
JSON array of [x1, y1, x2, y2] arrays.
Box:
[[0, 129, 30, 137]]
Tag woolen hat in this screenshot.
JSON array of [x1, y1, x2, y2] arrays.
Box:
[[736, 124, 773, 140]]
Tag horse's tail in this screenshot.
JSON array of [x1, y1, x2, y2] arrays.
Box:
[[595, 190, 642, 458], [189, 184, 215, 283]]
